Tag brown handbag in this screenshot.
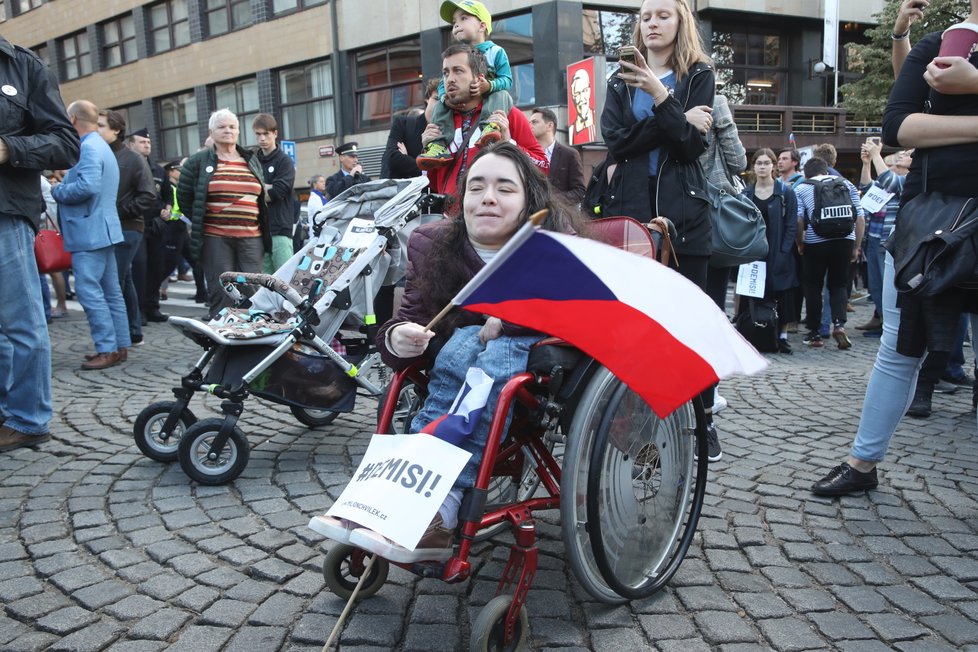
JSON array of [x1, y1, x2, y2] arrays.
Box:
[[34, 217, 72, 274]]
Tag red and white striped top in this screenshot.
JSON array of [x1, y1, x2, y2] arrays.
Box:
[[203, 159, 262, 239]]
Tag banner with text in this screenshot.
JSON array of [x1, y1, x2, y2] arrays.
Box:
[[737, 261, 767, 298], [327, 434, 471, 550]]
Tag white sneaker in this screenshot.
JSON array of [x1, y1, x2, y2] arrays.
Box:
[[713, 389, 728, 414], [308, 515, 357, 544]]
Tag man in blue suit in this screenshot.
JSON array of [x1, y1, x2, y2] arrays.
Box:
[[52, 101, 130, 370]]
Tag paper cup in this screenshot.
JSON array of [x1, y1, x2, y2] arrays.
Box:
[[938, 22, 978, 68]]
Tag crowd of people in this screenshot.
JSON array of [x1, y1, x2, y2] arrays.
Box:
[[2, 0, 975, 544]]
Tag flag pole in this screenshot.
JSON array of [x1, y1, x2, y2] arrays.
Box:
[[424, 209, 549, 331]]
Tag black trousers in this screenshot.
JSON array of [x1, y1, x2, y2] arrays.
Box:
[[802, 238, 853, 331], [143, 220, 189, 313]]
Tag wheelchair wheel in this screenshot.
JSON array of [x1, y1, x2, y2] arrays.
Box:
[[133, 401, 197, 462], [376, 379, 424, 434], [560, 366, 707, 603], [290, 406, 339, 428], [177, 418, 250, 485], [470, 594, 529, 652], [322, 544, 389, 601]]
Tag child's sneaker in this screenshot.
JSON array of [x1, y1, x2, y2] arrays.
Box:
[[308, 515, 359, 544], [416, 142, 453, 171], [475, 122, 502, 148], [348, 514, 454, 564]]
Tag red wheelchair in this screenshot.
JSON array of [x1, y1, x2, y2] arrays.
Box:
[[318, 217, 710, 650]]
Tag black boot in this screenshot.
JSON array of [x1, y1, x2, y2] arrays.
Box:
[[906, 382, 934, 418]]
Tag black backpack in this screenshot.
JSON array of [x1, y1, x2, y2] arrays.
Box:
[[803, 177, 856, 238]]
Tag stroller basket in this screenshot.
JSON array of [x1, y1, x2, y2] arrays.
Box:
[[204, 343, 357, 412]]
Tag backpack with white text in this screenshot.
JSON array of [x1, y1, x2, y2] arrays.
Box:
[[803, 177, 856, 238]]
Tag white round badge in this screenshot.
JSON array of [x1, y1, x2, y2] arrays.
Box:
[[268, 166, 275, 173], [205, 165, 214, 173], [1, 85, 17, 96]]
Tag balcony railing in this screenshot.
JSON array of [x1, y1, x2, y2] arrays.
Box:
[[730, 104, 883, 151]]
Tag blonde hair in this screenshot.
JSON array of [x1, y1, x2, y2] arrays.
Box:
[[633, 0, 712, 80]]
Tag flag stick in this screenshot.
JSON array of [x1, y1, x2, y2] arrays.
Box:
[[322, 553, 378, 651], [423, 209, 549, 332]]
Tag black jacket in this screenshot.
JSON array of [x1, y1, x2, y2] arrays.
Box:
[[256, 146, 296, 237], [109, 139, 155, 232], [381, 113, 425, 179], [0, 36, 79, 230], [326, 168, 371, 199], [600, 62, 715, 255]]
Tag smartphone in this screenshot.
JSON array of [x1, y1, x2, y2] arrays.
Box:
[[866, 136, 882, 146], [618, 46, 637, 66]]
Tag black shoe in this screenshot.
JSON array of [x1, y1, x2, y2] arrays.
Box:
[[193, 294, 207, 304], [145, 310, 169, 323], [695, 422, 722, 463], [811, 462, 878, 497], [777, 338, 792, 354], [942, 373, 972, 386], [906, 394, 932, 418]]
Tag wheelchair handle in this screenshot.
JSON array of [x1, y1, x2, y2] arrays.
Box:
[[219, 272, 306, 307]]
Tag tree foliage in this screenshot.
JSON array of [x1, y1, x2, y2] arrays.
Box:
[[843, 0, 969, 122]]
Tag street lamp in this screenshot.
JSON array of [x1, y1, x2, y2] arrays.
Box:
[[812, 60, 840, 107]]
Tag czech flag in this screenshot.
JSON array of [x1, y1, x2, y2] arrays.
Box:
[[448, 226, 768, 417], [421, 367, 493, 445]]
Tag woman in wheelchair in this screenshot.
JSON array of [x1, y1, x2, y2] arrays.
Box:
[[313, 141, 584, 561]]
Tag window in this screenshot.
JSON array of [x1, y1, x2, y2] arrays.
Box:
[[59, 32, 92, 80], [712, 28, 785, 106], [32, 43, 49, 66], [583, 7, 637, 82], [12, 0, 44, 16], [489, 13, 534, 107], [101, 14, 137, 68], [149, 0, 190, 54], [205, 0, 252, 37], [354, 39, 422, 130], [279, 60, 335, 140], [272, 0, 326, 14], [113, 104, 146, 137], [158, 90, 198, 160], [213, 78, 260, 147]]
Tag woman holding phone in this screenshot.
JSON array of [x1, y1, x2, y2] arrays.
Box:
[[812, 0, 978, 496], [600, 0, 720, 459]]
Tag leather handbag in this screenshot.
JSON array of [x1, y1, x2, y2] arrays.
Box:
[[886, 191, 978, 297], [886, 151, 978, 298], [34, 217, 72, 274], [707, 179, 769, 268]]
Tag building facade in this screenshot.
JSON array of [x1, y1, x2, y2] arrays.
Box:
[[2, 0, 886, 183]]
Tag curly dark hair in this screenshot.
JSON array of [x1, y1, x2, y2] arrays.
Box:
[[417, 141, 586, 335]]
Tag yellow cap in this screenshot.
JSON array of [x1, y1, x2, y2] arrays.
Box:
[[440, 0, 492, 35]]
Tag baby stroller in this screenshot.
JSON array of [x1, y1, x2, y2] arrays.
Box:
[[132, 177, 437, 485], [316, 217, 710, 650]]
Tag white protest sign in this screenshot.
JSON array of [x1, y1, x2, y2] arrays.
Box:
[[736, 261, 767, 298], [327, 434, 471, 550], [338, 217, 377, 249], [859, 184, 894, 215]]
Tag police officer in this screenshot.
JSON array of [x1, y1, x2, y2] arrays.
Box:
[[325, 142, 371, 199]]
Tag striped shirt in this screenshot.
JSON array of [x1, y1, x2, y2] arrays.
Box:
[[861, 170, 904, 242], [795, 175, 864, 244], [203, 159, 262, 239]]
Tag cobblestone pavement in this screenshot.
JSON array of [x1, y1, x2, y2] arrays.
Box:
[[2, 290, 977, 651]]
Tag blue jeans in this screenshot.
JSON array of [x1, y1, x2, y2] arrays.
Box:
[[73, 246, 132, 353], [0, 216, 52, 434], [39, 273, 51, 322], [114, 230, 143, 339], [850, 252, 923, 462], [411, 325, 541, 489], [866, 236, 884, 316]]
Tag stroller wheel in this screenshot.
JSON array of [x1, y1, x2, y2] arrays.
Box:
[[469, 594, 529, 652], [290, 406, 339, 428], [323, 544, 389, 601], [177, 418, 250, 485], [133, 401, 197, 462]]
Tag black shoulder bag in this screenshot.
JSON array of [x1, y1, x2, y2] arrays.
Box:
[[885, 152, 978, 297]]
